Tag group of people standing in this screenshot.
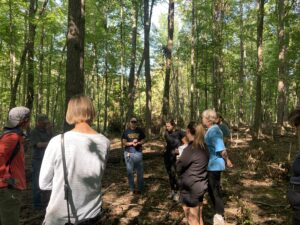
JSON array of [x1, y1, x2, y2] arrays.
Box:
[[121, 109, 232, 225], [162, 110, 232, 225]]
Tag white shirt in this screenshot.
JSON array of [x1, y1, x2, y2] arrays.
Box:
[[39, 131, 110, 225]]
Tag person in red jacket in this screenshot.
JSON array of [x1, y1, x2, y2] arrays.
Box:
[[0, 106, 30, 225]]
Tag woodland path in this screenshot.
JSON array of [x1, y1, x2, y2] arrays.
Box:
[[20, 128, 297, 225]]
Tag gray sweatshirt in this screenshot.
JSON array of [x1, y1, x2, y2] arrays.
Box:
[[39, 131, 110, 225]]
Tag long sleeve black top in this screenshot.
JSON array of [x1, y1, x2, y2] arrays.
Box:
[[164, 129, 185, 152], [176, 142, 209, 195]]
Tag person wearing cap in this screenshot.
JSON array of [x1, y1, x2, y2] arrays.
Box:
[[287, 106, 300, 225], [30, 114, 52, 210], [0, 106, 30, 225], [122, 117, 146, 194]]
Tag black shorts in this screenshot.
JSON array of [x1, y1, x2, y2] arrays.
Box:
[[180, 192, 204, 207]]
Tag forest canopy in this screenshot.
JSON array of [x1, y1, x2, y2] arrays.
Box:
[[0, 0, 299, 136]]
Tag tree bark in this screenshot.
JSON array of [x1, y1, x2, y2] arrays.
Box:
[[127, 0, 139, 122], [65, 0, 85, 118], [238, 0, 245, 124], [212, 0, 225, 112], [37, 25, 45, 114], [103, 14, 108, 132], [46, 36, 53, 116], [253, 0, 265, 139], [190, 0, 196, 120], [276, 0, 288, 127], [161, 0, 174, 123], [144, 0, 152, 137], [25, 0, 37, 111]]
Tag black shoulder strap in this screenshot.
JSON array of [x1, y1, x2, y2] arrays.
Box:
[[0, 132, 21, 167], [61, 133, 72, 225]]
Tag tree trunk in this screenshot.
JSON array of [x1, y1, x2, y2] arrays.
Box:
[[190, 0, 196, 120], [103, 15, 108, 133], [276, 0, 288, 127], [37, 25, 45, 114], [144, 0, 152, 137], [120, 0, 125, 128], [127, 0, 139, 122], [9, 0, 15, 94], [25, 0, 37, 112], [253, 0, 265, 139], [212, 0, 225, 112], [65, 0, 85, 121], [238, 0, 245, 124], [46, 36, 53, 116], [161, 0, 174, 123]]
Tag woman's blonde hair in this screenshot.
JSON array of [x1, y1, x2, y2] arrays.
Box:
[[202, 109, 217, 124], [66, 95, 95, 125], [187, 122, 206, 149]]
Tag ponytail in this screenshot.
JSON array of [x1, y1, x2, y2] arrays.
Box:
[[187, 122, 206, 149]]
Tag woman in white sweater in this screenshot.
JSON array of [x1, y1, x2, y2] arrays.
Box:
[[39, 95, 110, 225]]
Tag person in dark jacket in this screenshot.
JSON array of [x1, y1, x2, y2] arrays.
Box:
[[288, 106, 300, 225], [164, 119, 185, 200], [177, 122, 209, 225]]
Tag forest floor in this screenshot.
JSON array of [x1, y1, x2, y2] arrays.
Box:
[[20, 127, 297, 225]]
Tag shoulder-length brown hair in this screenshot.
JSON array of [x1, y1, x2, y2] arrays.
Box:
[[66, 95, 95, 125]]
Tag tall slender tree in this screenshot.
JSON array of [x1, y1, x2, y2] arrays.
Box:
[[190, 0, 196, 120], [144, 0, 152, 136], [127, 0, 139, 121], [238, 0, 245, 124], [212, 0, 225, 112], [161, 0, 174, 123], [253, 0, 265, 139], [276, 0, 288, 127]]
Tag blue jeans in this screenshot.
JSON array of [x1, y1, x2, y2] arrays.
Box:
[[32, 159, 42, 209], [124, 151, 144, 192]]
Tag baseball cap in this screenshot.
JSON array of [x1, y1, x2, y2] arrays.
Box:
[[5, 106, 30, 128], [130, 118, 137, 123]]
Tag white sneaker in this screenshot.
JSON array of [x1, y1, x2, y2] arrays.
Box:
[[213, 214, 225, 225]]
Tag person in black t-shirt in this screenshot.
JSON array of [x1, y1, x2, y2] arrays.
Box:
[[288, 106, 300, 225], [164, 119, 185, 201], [122, 117, 145, 194]]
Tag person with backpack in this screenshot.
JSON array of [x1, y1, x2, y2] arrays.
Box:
[[30, 114, 52, 210], [0, 106, 31, 225]]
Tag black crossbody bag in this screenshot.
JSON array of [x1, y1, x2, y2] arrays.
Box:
[[61, 134, 106, 225]]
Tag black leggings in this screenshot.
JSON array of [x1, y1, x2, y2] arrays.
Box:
[[164, 151, 178, 191], [208, 171, 224, 215], [288, 188, 300, 225]]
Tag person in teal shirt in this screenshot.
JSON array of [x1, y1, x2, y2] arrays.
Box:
[[202, 109, 233, 225]]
